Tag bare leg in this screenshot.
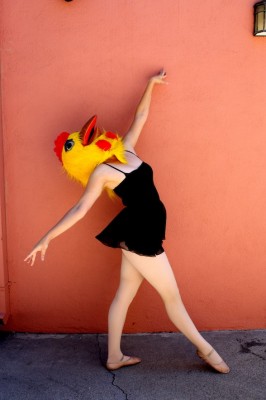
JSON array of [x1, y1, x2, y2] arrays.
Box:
[[122, 250, 230, 371], [107, 252, 144, 364]]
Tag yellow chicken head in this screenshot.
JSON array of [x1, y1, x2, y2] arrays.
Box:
[[54, 115, 126, 187]]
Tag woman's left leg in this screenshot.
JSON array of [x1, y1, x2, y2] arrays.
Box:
[[107, 252, 144, 364]]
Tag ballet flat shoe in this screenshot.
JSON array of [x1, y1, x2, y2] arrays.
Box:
[[106, 355, 141, 371], [197, 348, 230, 374]]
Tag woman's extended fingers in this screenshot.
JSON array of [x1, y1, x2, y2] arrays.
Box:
[[24, 241, 49, 266], [159, 69, 167, 81], [30, 253, 36, 267], [24, 252, 36, 266], [151, 69, 168, 84], [24, 250, 38, 266]]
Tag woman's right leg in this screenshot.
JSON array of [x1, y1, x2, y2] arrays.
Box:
[[107, 252, 144, 364]]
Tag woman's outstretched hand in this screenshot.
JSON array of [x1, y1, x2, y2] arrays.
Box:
[[24, 237, 50, 266], [150, 69, 168, 85]]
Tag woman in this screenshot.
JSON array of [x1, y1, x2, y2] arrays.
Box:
[[25, 70, 230, 373]]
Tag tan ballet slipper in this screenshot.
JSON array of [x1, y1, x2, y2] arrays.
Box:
[[106, 355, 141, 371], [197, 348, 230, 374]]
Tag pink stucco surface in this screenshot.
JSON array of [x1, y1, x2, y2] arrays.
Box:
[[0, 0, 265, 332]]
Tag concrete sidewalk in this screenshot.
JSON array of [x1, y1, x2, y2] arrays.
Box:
[[0, 330, 265, 400]]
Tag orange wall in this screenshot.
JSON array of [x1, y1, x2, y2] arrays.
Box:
[[0, 0, 10, 324], [1, 0, 266, 333]]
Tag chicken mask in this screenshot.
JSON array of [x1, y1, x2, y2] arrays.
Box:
[[54, 115, 126, 187]]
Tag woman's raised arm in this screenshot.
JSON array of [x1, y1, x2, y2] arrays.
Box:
[[24, 167, 107, 266], [123, 70, 167, 149]]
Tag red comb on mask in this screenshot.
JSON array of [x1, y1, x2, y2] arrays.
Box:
[[54, 132, 70, 163]]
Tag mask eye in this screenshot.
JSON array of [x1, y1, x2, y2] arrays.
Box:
[[64, 139, 75, 152]]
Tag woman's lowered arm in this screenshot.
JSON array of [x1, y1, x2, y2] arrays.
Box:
[[24, 168, 107, 266]]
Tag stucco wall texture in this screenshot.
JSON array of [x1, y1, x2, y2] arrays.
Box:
[[0, 0, 265, 333]]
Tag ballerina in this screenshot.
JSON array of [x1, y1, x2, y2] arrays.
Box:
[[25, 70, 230, 373]]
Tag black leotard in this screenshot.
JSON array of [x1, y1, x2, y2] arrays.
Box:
[[95, 151, 166, 256]]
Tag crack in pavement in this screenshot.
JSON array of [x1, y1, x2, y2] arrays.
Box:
[[108, 369, 129, 400], [237, 338, 266, 361], [97, 334, 128, 400]]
